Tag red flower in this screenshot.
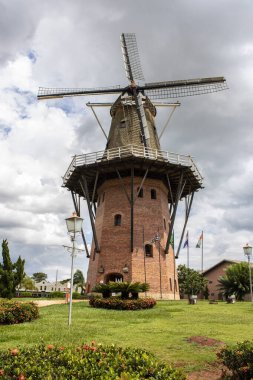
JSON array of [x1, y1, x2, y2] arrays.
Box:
[[11, 348, 19, 356], [47, 345, 54, 350], [59, 347, 65, 351], [19, 375, 25, 380], [0, 369, 4, 376]]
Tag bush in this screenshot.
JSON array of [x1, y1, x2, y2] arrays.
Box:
[[15, 292, 32, 298], [48, 291, 65, 298], [89, 297, 156, 310], [0, 342, 185, 379], [217, 340, 253, 379], [72, 292, 84, 299], [0, 300, 39, 325], [92, 281, 150, 299]]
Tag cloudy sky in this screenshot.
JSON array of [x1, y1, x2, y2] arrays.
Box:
[[0, 0, 253, 281]]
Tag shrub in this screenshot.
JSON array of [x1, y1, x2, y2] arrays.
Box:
[[92, 281, 150, 299], [48, 291, 65, 298], [72, 292, 84, 299], [217, 340, 253, 379], [0, 300, 39, 325], [89, 297, 156, 310], [0, 342, 185, 379], [15, 292, 32, 298]]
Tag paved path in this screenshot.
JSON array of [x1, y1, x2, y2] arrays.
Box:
[[34, 300, 87, 307]]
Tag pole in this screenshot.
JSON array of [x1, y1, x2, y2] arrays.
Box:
[[248, 255, 253, 302], [143, 226, 147, 297], [68, 237, 75, 326], [201, 230, 204, 273], [55, 269, 58, 291], [187, 230, 189, 269]]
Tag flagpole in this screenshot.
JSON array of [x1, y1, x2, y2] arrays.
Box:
[[187, 230, 189, 269], [201, 230, 204, 272]]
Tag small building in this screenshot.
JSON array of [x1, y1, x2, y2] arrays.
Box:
[[203, 259, 239, 300], [35, 280, 70, 293]]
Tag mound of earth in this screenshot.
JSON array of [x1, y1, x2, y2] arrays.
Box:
[[187, 336, 224, 347]]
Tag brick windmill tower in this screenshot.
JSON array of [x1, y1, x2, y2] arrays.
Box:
[[38, 34, 227, 299]]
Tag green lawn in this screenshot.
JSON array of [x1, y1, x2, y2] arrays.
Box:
[[0, 300, 253, 373]]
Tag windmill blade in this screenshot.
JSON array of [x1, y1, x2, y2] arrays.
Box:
[[37, 85, 124, 100], [121, 33, 145, 82], [142, 76, 228, 100]]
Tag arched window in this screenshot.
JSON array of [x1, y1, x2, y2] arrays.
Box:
[[151, 189, 157, 199], [145, 244, 153, 257], [137, 187, 143, 198], [114, 214, 122, 226]]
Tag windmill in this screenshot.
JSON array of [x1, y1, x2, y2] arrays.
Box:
[[38, 33, 227, 299]]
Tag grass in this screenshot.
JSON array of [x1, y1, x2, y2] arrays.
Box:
[[0, 300, 253, 373]]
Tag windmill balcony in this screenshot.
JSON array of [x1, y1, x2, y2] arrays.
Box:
[[63, 144, 203, 186]]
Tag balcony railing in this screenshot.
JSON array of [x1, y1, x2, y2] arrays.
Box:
[[63, 144, 203, 185]]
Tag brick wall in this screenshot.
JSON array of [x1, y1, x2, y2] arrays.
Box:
[[86, 176, 179, 299]]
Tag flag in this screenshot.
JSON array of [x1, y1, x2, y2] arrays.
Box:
[[183, 232, 189, 248], [196, 232, 203, 248]]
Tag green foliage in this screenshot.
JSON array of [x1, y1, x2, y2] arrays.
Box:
[[72, 291, 85, 299], [217, 340, 253, 379], [218, 262, 252, 300], [177, 265, 207, 297], [0, 342, 185, 379], [17, 291, 32, 298], [49, 291, 65, 298], [93, 282, 150, 299], [0, 300, 39, 325], [0, 240, 26, 299], [73, 269, 86, 294], [89, 297, 156, 310], [21, 275, 37, 291], [32, 272, 47, 283]]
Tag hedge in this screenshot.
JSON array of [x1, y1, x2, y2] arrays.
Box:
[[217, 340, 253, 379], [89, 297, 156, 310], [0, 343, 185, 379], [0, 300, 39, 325]]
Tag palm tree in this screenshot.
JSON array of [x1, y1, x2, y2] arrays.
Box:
[[218, 262, 251, 300], [73, 270, 86, 294]]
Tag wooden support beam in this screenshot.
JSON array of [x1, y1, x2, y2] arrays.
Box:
[[115, 168, 131, 204], [130, 167, 134, 252], [165, 171, 184, 254], [134, 167, 149, 203], [91, 171, 99, 215], [175, 192, 195, 258], [79, 176, 100, 253], [70, 190, 90, 258]]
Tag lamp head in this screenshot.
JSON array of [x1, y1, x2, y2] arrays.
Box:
[[65, 212, 83, 235], [243, 243, 252, 258]]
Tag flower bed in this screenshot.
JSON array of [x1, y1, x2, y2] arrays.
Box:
[[0, 342, 185, 379], [217, 340, 253, 379], [89, 297, 156, 310], [0, 300, 39, 325]]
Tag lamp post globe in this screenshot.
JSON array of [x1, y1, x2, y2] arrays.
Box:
[[65, 212, 83, 235], [243, 243, 253, 303]]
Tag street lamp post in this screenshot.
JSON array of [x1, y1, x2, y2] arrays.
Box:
[[152, 232, 162, 299], [65, 212, 83, 326], [243, 243, 253, 303]]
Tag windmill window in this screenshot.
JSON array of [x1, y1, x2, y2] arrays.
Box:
[[145, 244, 153, 257], [137, 187, 143, 198], [151, 189, 157, 199], [114, 214, 122, 226]]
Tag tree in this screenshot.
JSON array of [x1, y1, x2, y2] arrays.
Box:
[[21, 276, 37, 291], [32, 272, 47, 283], [73, 270, 86, 294], [0, 239, 25, 299], [14, 256, 25, 290], [177, 264, 207, 298], [218, 262, 252, 301]]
